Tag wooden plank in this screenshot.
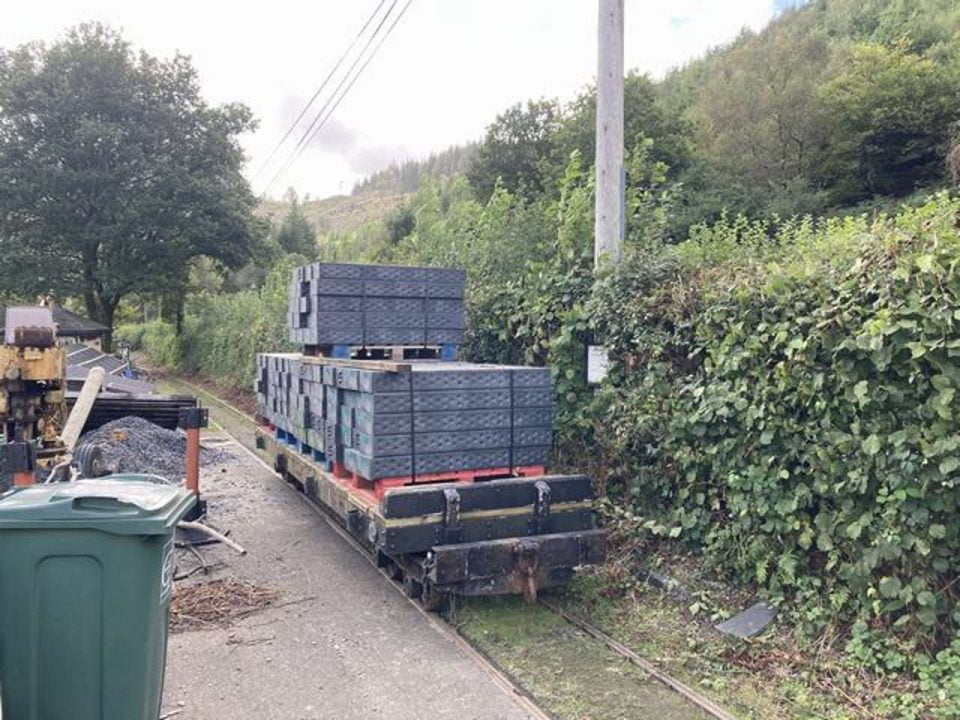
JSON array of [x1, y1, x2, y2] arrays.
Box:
[[299, 355, 412, 373], [260, 429, 381, 519]]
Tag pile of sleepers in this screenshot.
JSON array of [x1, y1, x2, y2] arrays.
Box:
[[288, 262, 466, 347], [256, 354, 554, 498]]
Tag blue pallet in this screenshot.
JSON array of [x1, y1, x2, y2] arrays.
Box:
[[276, 426, 330, 465], [327, 343, 459, 361]]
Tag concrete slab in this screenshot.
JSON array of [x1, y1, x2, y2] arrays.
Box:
[[714, 601, 777, 639], [162, 447, 534, 720]]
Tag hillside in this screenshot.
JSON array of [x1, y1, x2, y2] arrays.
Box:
[[260, 0, 960, 245], [352, 144, 476, 195], [258, 189, 409, 235], [258, 144, 475, 236], [657, 0, 960, 222]]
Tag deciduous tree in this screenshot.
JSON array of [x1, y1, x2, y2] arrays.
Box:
[[466, 99, 562, 200], [0, 23, 263, 349], [818, 42, 960, 201]]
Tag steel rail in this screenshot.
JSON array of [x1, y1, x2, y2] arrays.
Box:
[[539, 599, 738, 720]]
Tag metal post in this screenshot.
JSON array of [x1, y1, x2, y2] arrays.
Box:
[[595, 0, 625, 269]]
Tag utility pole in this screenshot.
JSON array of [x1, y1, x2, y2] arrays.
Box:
[[595, 0, 625, 269]]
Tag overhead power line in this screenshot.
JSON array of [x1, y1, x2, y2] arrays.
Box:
[[261, 0, 404, 196], [297, 0, 414, 158], [252, 0, 390, 184], [261, 0, 415, 197], [265, 0, 399, 189]]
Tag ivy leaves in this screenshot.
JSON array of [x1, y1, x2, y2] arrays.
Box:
[[592, 194, 960, 650]]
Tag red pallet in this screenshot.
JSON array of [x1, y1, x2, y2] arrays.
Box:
[[355, 465, 549, 501]]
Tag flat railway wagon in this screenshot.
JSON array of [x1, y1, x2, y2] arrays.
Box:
[[257, 260, 605, 608], [255, 420, 605, 610]]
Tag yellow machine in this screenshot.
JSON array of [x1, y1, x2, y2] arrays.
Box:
[[0, 307, 68, 471]]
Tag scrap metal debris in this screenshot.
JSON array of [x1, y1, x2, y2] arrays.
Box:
[[170, 579, 280, 632], [76, 416, 233, 480]]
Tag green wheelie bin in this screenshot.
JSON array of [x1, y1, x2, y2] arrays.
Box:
[[0, 475, 195, 720]]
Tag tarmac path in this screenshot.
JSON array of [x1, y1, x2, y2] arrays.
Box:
[[160, 380, 538, 720]]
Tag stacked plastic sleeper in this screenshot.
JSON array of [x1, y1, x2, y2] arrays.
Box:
[[334, 362, 553, 482], [255, 355, 555, 488], [255, 353, 301, 437], [288, 262, 467, 347]]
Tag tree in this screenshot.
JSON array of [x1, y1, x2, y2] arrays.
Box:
[[0, 24, 263, 349], [818, 42, 960, 202], [467, 99, 562, 200], [679, 13, 833, 221], [275, 189, 317, 257], [557, 72, 691, 184], [385, 204, 415, 246]]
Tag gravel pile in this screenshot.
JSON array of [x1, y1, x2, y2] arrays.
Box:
[[76, 416, 233, 481]]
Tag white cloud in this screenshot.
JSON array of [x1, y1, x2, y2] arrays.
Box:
[[2, 0, 775, 199]]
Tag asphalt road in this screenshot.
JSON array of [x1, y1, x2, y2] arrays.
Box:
[[161, 440, 536, 720]]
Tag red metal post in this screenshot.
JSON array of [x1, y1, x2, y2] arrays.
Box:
[[3, 442, 36, 487], [185, 427, 200, 495], [13, 471, 35, 487], [178, 406, 209, 521]]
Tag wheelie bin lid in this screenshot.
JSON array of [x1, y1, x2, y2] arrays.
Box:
[[0, 475, 196, 535]]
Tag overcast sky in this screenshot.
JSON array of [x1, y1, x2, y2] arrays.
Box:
[[4, 1, 783, 200]]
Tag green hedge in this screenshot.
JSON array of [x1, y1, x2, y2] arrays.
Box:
[[132, 262, 295, 387], [177, 262, 295, 387], [586, 195, 960, 653], [129, 319, 180, 369]]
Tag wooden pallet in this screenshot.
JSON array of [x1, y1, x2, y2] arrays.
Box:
[[302, 344, 457, 361]]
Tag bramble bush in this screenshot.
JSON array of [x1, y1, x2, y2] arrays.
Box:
[[461, 184, 960, 698], [587, 195, 960, 657]]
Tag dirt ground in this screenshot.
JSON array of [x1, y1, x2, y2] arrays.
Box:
[[160, 440, 536, 720]]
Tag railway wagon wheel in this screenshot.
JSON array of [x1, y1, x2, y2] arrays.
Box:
[[420, 581, 447, 613], [402, 574, 422, 599], [385, 560, 403, 582]]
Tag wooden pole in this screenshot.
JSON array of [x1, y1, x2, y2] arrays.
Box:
[[60, 366, 104, 452], [595, 0, 625, 269], [185, 427, 200, 495]]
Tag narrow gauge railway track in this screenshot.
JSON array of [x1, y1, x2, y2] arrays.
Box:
[[169, 376, 736, 720]]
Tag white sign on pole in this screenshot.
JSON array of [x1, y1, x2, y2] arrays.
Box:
[[587, 345, 610, 384]]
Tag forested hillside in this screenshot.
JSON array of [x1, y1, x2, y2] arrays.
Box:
[[661, 0, 960, 226], [352, 144, 476, 195], [285, 0, 960, 248], [451, 0, 960, 236]]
